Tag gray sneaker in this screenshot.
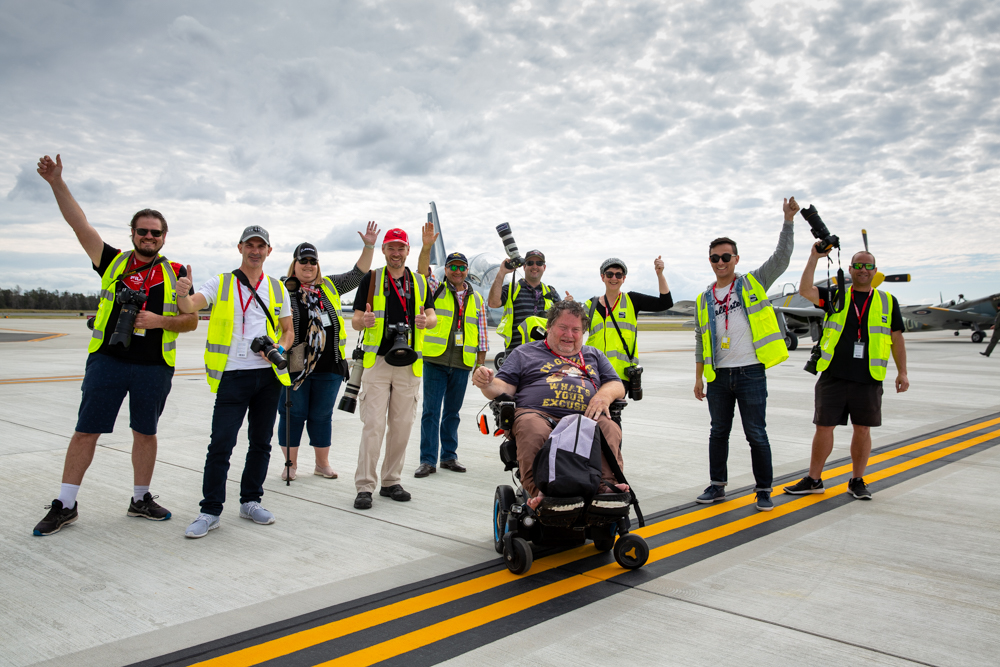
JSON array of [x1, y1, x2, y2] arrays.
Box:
[[755, 490, 774, 512], [185, 513, 220, 538], [695, 484, 726, 504], [239, 501, 275, 524]]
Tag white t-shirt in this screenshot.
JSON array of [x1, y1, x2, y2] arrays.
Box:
[[198, 274, 291, 371], [712, 281, 757, 369]]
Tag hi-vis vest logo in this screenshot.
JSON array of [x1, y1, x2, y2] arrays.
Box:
[[882, 315, 888, 323], [749, 294, 758, 303]]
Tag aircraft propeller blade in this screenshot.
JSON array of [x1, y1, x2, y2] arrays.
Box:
[[881, 274, 910, 283], [862, 229, 869, 252]]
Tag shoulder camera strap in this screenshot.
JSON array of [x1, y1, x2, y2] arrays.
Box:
[[232, 269, 276, 331], [608, 296, 636, 362]]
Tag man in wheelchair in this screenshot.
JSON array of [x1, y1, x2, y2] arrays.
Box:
[[472, 300, 629, 509]]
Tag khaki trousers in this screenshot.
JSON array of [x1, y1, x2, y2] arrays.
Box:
[[355, 356, 421, 493]]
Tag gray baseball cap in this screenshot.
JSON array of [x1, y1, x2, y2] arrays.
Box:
[[601, 257, 627, 275], [239, 225, 270, 246]]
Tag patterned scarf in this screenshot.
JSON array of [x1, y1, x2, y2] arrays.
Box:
[[294, 285, 327, 389]]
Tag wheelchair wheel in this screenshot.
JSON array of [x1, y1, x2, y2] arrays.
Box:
[[493, 351, 506, 370], [613, 534, 649, 570], [493, 485, 516, 554], [504, 536, 533, 575], [592, 524, 616, 552]]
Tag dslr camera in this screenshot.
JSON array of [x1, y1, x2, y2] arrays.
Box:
[[385, 322, 418, 367], [624, 364, 643, 401], [804, 344, 822, 375], [250, 335, 288, 370], [338, 347, 365, 413], [108, 285, 147, 348], [800, 205, 840, 254], [495, 222, 524, 270]]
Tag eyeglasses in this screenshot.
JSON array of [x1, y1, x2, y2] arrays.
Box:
[[604, 270, 624, 279], [851, 262, 875, 270], [447, 264, 468, 272], [525, 260, 544, 267], [709, 253, 733, 263], [135, 228, 163, 238], [297, 257, 318, 265]]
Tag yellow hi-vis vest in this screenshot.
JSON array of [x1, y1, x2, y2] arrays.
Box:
[[362, 268, 428, 376], [318, 276, 347, 362], [498, 280, 557, 346], [816, 287, 893, 381], [695, 274, 788, 382], [89, 251, 179, 366], [514, 315, 548, 347], [584, 293, 638, 382], [204, 273, 291, 393], [423, 282, 484, 367]]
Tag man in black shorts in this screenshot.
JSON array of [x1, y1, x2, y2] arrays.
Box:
[[784, 243, 909, 500], [32, 154, 198, 536]]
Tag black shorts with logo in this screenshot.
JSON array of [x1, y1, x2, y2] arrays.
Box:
[[813, 373, 883, 427]]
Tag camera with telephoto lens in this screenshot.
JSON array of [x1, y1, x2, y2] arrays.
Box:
[[108, 285, 147, 348], [384, 322, 418, 367], [495, 223, 524, 270], [624, 364, 643, 401], [800, 205, 840, 254], [337, 347, 365, 413], [250, 335, 287, 370], [804, 344, 822, 375]]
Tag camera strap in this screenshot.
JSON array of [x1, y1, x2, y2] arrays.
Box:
[[115, 255, 168, 291], [232, 269, 276, 331]]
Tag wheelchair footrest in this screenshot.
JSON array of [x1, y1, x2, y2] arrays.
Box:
[[585, 492, 632, 521], [535, 496, 585, 528]]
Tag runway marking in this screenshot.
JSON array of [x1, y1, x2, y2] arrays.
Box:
[[0, 368, 205, 384], [166, 416, 1000, 667], [0, 328, 67, 343]]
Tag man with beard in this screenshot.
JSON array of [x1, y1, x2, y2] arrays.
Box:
[[32, 154, 198, 536]]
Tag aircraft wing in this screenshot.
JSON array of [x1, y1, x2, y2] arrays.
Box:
[[900, 305, 996, 328], [776, 306, 825, 320], [668, 300, 696, 316]]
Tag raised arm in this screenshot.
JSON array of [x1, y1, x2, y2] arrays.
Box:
[[175, 265, 209, 313], [355, 221, 380, 274], [654, 255, 669, 295], [751, 197, 798, 291], [37, 154, 104, 267], [798, 242, 830, 306], [416, 221, 437, 277], [488, 262, 513, 309]]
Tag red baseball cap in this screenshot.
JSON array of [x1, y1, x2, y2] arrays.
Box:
[[383, 228, 409, 246]]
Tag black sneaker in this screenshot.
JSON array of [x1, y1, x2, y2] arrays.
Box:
[[33, 500, 78, 536], [379, 485, 411, 502], [848, 477, 872, 500], [128, 493, 172, 521], [784, 476, 825, 495], [354, 492, 373, 510]]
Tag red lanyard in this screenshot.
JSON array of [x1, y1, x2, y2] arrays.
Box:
[[544, 341, 597, 390], [852, 289, 875, 341], [713, 281, 736, 332], [455, 285, 468, 329], [237, 274, 263, 336], [126, 255, 157, 307], [387, 271, 410, 324]]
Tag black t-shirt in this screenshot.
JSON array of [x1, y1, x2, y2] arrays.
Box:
[[592, 291, 673, 318], [354, 269, 436, 356], [93, 243, 185, 366], [817, 286, 903, 384]]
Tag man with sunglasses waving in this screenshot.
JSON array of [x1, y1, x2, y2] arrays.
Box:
[[783, 245, 908, 501], [489, 249, 563, 353], [414, 226, 489, 477], [694, 198, 798, 512], [32, 154, 198, 537]]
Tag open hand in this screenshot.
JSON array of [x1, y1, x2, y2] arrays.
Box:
[[358, 221, 380, 247], [422, 220, 439, 247]]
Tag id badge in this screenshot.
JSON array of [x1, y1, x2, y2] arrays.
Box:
[[455, 331, 464, 346], [237, 339, 249, 359], [721, 336, 730, 350], [319, 311, 332, 327], [853, 342, 865, 359], [133, 328, 146, 337]]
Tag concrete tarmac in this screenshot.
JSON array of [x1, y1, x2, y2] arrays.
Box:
[[0, 318, 998, 666]]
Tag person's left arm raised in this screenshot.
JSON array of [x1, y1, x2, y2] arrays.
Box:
[[753, 197, 799, 291], [416, 221, 438, 277], [354, 221, 380, 274], [175, 265, 209, 314]]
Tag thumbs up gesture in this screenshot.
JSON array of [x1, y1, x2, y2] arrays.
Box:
[[414, 304, 427, 329], [564, 291, 574, 302], [176, 265, 194, 297], [362, 303, 376, 329]]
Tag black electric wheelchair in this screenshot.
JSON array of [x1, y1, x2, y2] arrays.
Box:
[[487, 395, 649, 575]]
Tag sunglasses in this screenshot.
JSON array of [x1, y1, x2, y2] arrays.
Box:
[[135, 228, 163, 238], [604, 270, 624, 279], [525, 260, 544, 267], [851, 262, 876, 270], [447, 264, 468, 272], [709, 253, 734, 263], [297, 257, 318, 265]]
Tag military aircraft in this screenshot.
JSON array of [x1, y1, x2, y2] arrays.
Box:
[[900, 293, 1000, 342]]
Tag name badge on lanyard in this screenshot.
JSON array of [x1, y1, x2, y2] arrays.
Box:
[[454, 330, 464, 346], [237, 339, 249, 358], [854, 342, 865, 359], [320, 311, 332, 327]]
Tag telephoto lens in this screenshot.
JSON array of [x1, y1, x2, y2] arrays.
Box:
[[626, 364, 643, 401], [800, 205, 840, 253], [337, 347, 365, 413], [250, 336, 288, 370], [495, 223, 524, 269], [804, 344, 822, 375], [108, 285, 147, 348]]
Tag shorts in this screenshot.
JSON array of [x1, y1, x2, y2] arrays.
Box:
[[75, 353, 175, 435], [813, 373, 882, 427]]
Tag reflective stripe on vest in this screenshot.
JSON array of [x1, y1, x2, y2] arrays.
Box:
[[585, 294, 638, 382], [696, 274, 788, 383], [362, 268, 427, 376], [499, 281, 556, 346], [88, 251, 179, 366], [203, 273, 291, 393], [423, 284, 483, 366], [816, 287, 893, 381], [320, 276, 347, 361]]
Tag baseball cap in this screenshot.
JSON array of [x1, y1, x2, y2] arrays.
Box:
[[525, 249, 545, 262], [445, 252, 468, 266], [239, 225, 270, 246], [601, 258, 627, 275], [294, 242, 318, 260], [383, 228, 409, 246]]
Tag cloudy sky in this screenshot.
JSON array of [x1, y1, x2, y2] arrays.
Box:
[[2, 0, 998, 307]]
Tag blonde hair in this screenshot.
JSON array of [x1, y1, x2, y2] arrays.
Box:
[[287, 258, 322, 285]]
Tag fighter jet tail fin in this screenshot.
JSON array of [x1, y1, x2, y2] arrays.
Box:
[[427, 202, 448, 267]]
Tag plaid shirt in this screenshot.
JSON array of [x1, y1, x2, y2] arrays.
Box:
[[427, 275, 489, 353]]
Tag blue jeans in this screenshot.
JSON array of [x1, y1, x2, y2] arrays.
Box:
[[277, 372, 344, 448], [706, 363, 773, 491], [419, 362, 470, 466], [200, 368, 282, 516]]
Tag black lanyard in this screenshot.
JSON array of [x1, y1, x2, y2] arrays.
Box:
[[387, 271, 410, 325]]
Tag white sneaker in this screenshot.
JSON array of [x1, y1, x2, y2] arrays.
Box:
[[239, 501, 275, 525], [185, 513, 220, 538]]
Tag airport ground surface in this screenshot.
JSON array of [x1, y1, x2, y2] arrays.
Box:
[[1, 319, 998, 667]]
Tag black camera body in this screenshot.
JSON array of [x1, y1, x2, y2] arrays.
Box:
[[800, 205, 840, 254], [804, 344, 822, 375], [108, 285, 148, 348], [624, 364, 643, 401], [250, 335, 288, 370], [496, 223, 524, 270], [385, 322, 418, 367], [338, 346, 365, 413]]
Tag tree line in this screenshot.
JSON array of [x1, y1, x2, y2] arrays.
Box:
[[0, 286, 100, 310]]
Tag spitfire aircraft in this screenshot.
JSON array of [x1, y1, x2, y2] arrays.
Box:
[[900, 293, 1000, 342]]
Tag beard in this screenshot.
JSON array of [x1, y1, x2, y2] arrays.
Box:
[[132, 238, 161, 260]]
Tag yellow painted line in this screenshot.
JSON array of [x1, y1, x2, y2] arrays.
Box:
[[192, 421, 1000, 667], [311, 428, 1000, 667]]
